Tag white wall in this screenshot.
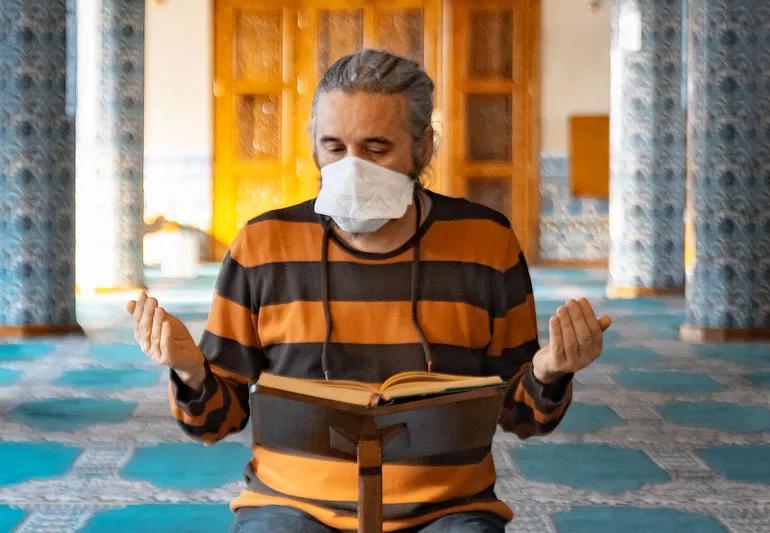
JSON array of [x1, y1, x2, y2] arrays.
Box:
[[540, 0, 611, 154], [144, 0, 213, 232]]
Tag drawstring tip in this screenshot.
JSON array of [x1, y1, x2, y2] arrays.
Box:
[[427, 361, 433, 373]]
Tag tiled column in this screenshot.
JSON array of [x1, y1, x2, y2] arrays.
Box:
[[607, 0, 686, 298], [681, 1, 770, 341], [76, 0, 145, 291], [0, 0, 80, 333]]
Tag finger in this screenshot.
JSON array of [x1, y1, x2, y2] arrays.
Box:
[[557, 304, 579, 369], [578, 297, 603, 349], [566, 299, 593, 363], [132, 291, 147, 342], [139, 297, 158, 352], [598, 315, 612, 331], [160, 319, 172, 364], [548, 315, 564, 367], [126, 300, 136, 314], [150, 307, 165, 360]]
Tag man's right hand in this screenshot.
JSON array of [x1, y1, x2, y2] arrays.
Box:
[[126, 291, 207, 391]]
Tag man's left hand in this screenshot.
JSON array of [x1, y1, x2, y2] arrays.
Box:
[[532, 297, 612, 384]]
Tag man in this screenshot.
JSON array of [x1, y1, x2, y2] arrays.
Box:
[[127, 49, 611, 532]]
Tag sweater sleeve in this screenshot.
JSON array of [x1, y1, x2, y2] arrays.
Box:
[[484, 227, 573, 439], [167, 227, 268, 445]]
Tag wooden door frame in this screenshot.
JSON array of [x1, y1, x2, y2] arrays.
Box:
[[441, 0, 541, 263]]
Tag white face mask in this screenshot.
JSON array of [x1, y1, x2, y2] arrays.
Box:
[[314, 156, 415, 234]]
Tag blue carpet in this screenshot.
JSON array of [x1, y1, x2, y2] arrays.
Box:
[[697, 444, 770, 484], [7, 398, 137, 432], [597, 346, 662, 366], [0, 505, 26, 532], [511, 443, 669, 493], [85, 343, 147, 364], [81, 504, 233, 533], [613, 370, 724, 394], [658, 401, 770, 433], [0, 342, 54, 362], [556, 402, 626, 433], [0, 442, 80, 486], [552, 506, 726, 532], [1, 266, 767, 531], [55, 367, 161, 390], [747, 371, 770, 388], [0, 368, 22, 386], [121, 442, 251, 489]]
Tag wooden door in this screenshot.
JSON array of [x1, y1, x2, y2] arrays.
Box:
[[293, 0, 442, 201], [213, 0, 297, 251], [443, 0, 540, 259], [213, 0, 538, 259]]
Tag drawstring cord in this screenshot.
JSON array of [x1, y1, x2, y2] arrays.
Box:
[[410, 194, 433, 372], [319, 190, 433, 380], [320, 221, 333, 381]]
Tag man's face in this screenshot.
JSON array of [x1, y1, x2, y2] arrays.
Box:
[[314, 90, 416, 178]]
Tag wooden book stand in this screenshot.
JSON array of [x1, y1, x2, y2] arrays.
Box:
[[249, 383, 505, 533]]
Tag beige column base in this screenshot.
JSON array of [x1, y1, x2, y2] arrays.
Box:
[[680, 324, 770, 343], [0, 323, 85, 338], [606, 286, 685, 299]]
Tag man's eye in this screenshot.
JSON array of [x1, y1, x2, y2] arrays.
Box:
[[328, 147, 345, 154]]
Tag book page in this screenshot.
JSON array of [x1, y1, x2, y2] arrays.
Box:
[[380, 371, 501, 391], [381, 375, 503, 401]]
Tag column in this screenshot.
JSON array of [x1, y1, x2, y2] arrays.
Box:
[[607, 0, 686, 297], [681, 0, 770, 341], [76, 0, 145, 291], [0, 0, 80, 333]]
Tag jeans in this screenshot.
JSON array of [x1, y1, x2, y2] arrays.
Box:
[[230, 505, 507, 533]]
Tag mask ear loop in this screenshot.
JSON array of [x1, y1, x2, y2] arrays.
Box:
[[409, 191, 434, 372]]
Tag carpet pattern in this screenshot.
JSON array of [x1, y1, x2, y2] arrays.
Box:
[[0, 267, 768, 532]]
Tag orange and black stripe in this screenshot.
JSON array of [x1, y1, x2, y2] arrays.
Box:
[[168, 190, 573, 530]]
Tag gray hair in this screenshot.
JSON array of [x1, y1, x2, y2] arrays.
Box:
[[311, 49, 436, 181]]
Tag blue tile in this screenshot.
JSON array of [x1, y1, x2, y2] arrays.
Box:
[[54, 367, 160, 390], [746, 371, 770, 388], [0, 442, 80, 486], [0, 505, 25, 532], [634, 314, 684, 339], [122, 442, 250, 489], [658, 401, 770, 433], [556, 402, 626, 433], [511, 443, 668, 493], [82, 504, 232, 533], [695, 343, 770, 368], [598, 346, 661, 366], [86, 342, 147, 363], [552, 506, 725, 533], [7, 398, 136, 432], [614, 370, 724, 394], [0, 342, 54, 362], [0, 368, 22, 386], [86, 343, 147, 364], [697, 444, 770, 485]]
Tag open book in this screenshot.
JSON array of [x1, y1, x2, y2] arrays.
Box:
[[256, 370, 506, 407]]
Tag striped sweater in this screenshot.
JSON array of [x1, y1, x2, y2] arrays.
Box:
[[168, 189, 573, 531]]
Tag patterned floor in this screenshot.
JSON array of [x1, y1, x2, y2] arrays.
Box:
[[0, 266, 769, 532]]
